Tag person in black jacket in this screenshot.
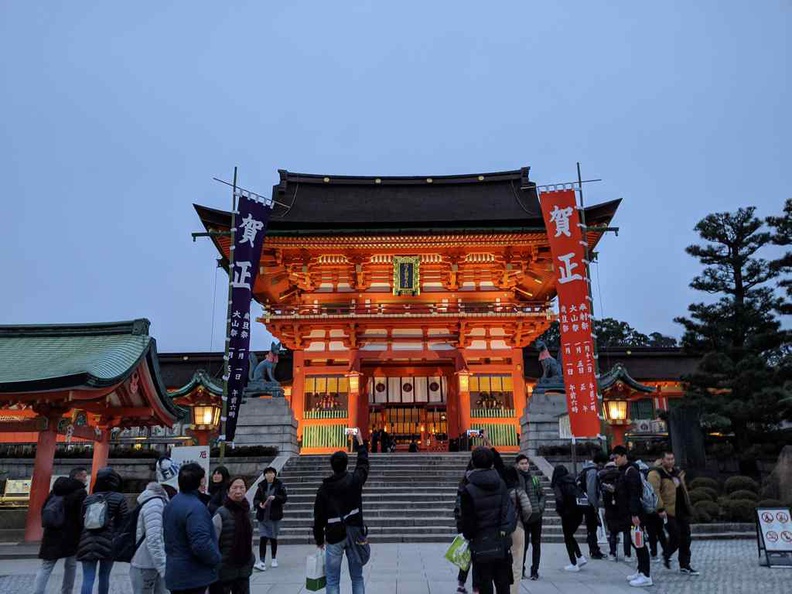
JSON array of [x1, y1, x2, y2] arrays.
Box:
[[313, 429, 369, 594], [77, 467, 128, 594], [613, 445, 652, 587], [551, 465, 587, 572], [253, 467, 288, 571], [33, 467, 88, 594], [208, 465, 230, 514], [599, 462, 632, 561], [460, 446, 515, 594]]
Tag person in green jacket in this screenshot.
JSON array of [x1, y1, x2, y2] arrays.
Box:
[[515, 455, 546, 580]]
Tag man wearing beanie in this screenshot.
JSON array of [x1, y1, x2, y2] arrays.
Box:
[[460, 446, 516, 594], [313, 429, 370, 594]]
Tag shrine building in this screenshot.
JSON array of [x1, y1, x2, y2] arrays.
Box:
[[195, 168, 624, 453]]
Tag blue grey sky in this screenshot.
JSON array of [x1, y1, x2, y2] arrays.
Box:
[[1, 1, 789, 352]]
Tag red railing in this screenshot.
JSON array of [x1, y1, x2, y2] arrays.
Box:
[[263, 300, 550, 318]]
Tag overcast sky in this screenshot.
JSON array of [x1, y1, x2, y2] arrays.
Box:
[[1, 1, 789, 353]]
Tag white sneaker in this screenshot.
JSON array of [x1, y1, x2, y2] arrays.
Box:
[[626, 571, 641, 581], [577, 556, 588, 567], [254, 560, 267, 572], [270, 559, 278, 568], [607, 554, 618, 562], [563, 564, 580, 572], [629, 574, 654, 587]]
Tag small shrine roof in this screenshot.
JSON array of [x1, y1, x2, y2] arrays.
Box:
[[169, 369, 223, 398], [195, 167, 621, 234], [598, 362, 656, 393]]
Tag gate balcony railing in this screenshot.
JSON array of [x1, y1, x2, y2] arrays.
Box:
[[302, 424, 347, 449], [470, 408, 515, 419], [304, 409, 348, 420]]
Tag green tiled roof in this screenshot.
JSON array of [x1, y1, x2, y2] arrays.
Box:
[[0, 319, 153, 392], [169, 369, 224, 398], [599, 363, 656, 393]]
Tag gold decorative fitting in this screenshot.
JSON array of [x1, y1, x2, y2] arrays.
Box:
[[323, 177, 330, 183], [478, 175, 484, 181], [375, 178, 382, 184], [426, 178, 433, 183], [393, 256, 421, 297]]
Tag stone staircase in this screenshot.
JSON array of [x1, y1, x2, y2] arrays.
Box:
[[267, 452, 582, 544]]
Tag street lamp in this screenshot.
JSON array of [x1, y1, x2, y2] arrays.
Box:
[[456, 370, 471, 393], [346, 371, 361, 395]]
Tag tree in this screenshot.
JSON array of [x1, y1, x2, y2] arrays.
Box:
[[674, 207, 790, 448], [766, 198, 792, 315]]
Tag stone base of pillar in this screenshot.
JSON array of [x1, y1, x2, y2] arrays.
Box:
[[233, 397, 299, 455], [520, 392, 571, 457]]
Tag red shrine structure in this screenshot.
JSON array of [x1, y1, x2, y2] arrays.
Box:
[[0, 320, 179, 541], [196, 168, 622, 453]]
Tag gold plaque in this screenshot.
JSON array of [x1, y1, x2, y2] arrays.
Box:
[[393, 256, 420, 296]]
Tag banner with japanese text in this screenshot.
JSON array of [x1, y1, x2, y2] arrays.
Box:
[[222, 189, 273, 443], [539, 188, 601, 437]]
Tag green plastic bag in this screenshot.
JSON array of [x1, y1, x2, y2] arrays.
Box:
[[444, 534, 471, 571]]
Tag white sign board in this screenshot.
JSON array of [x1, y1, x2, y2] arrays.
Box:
[[168, 446, 211, 491], [756, 507, 792, 567], [558, 414, 572, 439]]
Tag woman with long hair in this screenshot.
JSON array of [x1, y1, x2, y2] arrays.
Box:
[[208, 465, 230, 514], [551, 465, 587, 572], [210, 477, 255, 594]]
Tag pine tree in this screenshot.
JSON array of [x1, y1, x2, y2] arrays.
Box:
[[766, 198, 792, 315], [674, 207, 789, 448], [537, 317, 676, 350]]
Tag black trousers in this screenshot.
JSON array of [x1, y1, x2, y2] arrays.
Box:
[[472, 558, 511, 594], [208, 578, 250, 594], [645, 513, 668, 557], [561, 514, 583, 565], [665, 515, 691, 568], [608, 528, 631, 557], [633, 525, 651, 577], [583, 506, 602, 555], [522, 520, 542, 574]]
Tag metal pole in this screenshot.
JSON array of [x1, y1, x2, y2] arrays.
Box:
[[218, 166, 238, 465], [575, 162, 610, 456]]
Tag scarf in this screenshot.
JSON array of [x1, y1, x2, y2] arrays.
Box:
[[225, 497, 253, 566]]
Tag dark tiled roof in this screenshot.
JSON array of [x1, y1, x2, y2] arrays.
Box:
[[523, 347, 699, 381], [196, 168, 621, 233], [0, 319, 152, 392], [158, 351, 294, 389], [599, 363, 656, 392], [168, 369, 224, 398]]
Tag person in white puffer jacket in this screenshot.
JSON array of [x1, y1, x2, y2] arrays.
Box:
[[130, 482, 170, 594]]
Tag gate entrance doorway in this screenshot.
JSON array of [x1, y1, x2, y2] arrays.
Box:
[[367, 373, 450, 451]]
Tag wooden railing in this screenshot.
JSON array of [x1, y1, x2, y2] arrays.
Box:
[[304, 409, 348, 420], [470, 408, 516, 419], [264, 300, 549, 318], [470, 422, 519, 447], [302, 424, 347, 449]]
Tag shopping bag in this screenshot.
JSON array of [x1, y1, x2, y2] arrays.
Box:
[[306, 550, 326, 592], [444, 534, 471, 571], [596, 508, 608, 544]]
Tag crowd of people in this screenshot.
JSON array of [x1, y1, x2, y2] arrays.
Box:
[[33, 462, 287, 594], [454, 441, 700, 593], [31, 435, 699, 594]]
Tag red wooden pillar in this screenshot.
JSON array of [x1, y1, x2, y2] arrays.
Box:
[[291, 351, 306, 441], [89, 429, 111, 492], [24, 417, 59, 542], [511, 348, 528, 441], [191, 430, 211, 446], [357, 371, 369, 440], [610, 424, 628, 447], [445, 369, 460, 439]]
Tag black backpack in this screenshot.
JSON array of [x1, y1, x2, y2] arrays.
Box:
[[41, 494, 66, 529], [111, 499, 155, 563]]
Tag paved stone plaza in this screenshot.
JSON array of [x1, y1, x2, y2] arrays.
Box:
[[0, 540, 787, 594]]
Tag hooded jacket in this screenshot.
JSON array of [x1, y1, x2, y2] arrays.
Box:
[[460, 468, 514, 541], [131, 482, 169, 576], [38, 477, 87, 560], [551, 465, 582, 519], [163, 489, 222, 591], [77, 468, 128, 562], [313, 445, 370, 545]]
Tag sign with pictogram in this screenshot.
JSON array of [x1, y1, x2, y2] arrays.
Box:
[[756, 506, 792, 567]]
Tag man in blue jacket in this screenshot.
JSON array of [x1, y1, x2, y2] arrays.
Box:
[[163, 462, 221, 594]]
